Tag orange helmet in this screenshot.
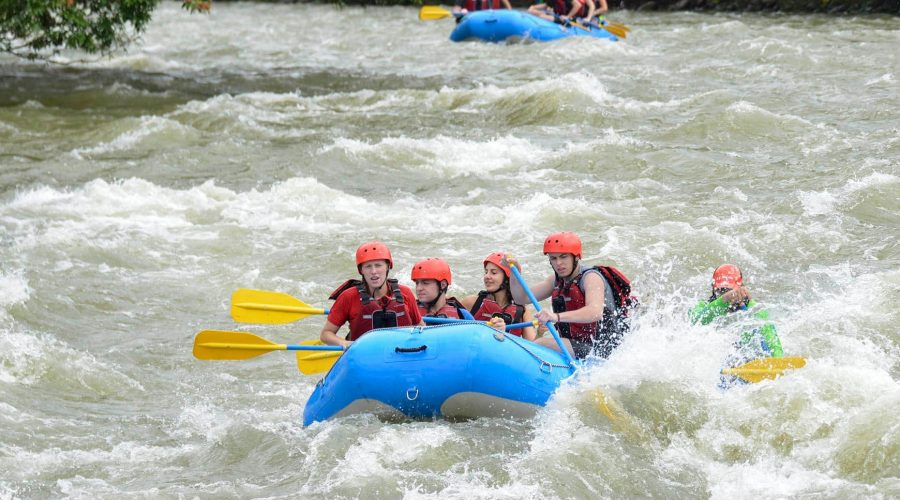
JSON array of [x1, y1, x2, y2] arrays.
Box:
[[355, 241, 392, 270], [543, 232, 582, 259], [483, 252, 511, 278], [411, 258, 452, 285], [712, 264, 743, 288]]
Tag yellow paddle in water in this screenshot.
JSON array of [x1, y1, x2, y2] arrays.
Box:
[[193, 330, 343, 361], [721, 356, 807, 383], [598, 23, 627, 39], [231, 289, 328, 324], [578, 17, 627, 38], [603, 19, 630, 32], [419, 5, 454, 20]]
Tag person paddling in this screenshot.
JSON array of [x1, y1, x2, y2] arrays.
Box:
[[528, 0, 589, 26], [508, 232, 634, 359], [411, 258, 469, 319], [453, 0, 512, 23], [585, 0, 607, 27], [320, 242, 423, 348], [689, 264, 784, 360], [460, 252, 537, 341]]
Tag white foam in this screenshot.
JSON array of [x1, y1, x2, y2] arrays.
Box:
[[432, 71, 613, 108], [0, 329, 143, 392], [172, 404, 233, 443], [70, 115, 199, 158], [797, 172, 899, 217], [336, 425, 458, 480], [6, 440, 194, 481], [727, 100, 815, 127], [3, 178, 235, 251], [325, 134, 546, 178], [865, 73, 893, 86], [0, 273, 29, 308], [707, 460, 851, 498]]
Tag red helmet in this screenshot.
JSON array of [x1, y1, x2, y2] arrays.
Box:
[[543, 232, 582, 259], [483, 252, 511, 278], [712, 264, 743, 288], [411, 258, 452, 285], [355, 241, 392, 270]]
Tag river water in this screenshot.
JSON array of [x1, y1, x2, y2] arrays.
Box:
[[1, 3, 898, 498]]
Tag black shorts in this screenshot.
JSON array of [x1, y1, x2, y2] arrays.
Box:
[[569, 339, 595, 359], [569, 331, 624, 360]]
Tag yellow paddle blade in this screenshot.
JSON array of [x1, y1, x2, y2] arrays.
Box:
[[297, 349, 342, 375], [419, 5, 452, 20], [603, 24, 627, 39], [592, 389, 644, 440], [193, 330, 285, 360], [593, 389, 619, 423], [608, 21, 630, 33], [231, 288, 326, 324], [722, 356, 807, 383]]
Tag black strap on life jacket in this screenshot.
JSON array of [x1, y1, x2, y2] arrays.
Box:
[[356, 278, 404, 306], [328, 278, 404, 306], [469, 291, 524, 323], [361, 279, 405, 331]]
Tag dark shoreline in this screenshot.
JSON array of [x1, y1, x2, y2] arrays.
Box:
[[259, 0, 900, 15], [611, 0, 898, 14]]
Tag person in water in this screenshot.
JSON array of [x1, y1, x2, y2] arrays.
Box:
[[689, 264, 784, 360], [459, 252, 537, 341], [528, 0, 590, 25], [412, 258, 469, 319], [508, 232, 631, 359], [452, 0, 512, 21], [320, 241, 423, 348]]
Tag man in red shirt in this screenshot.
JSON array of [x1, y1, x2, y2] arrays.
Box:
[[320, 241, 423, 348]]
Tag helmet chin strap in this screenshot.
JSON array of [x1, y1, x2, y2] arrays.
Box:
[[424, 283, 447, 312], [365, 274, 388, 296], [555, 256, 580, 282], [488, 278, 515, 308]]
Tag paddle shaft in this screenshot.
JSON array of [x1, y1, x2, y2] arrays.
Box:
[[422, 316, 535, 331], [233, 302, 328, 315], [196, 342, 343, 352], [509, 265, 576, 367], [193, 330, 345, 361]]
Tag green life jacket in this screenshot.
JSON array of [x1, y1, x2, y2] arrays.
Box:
[[689, 297, 784, 357]]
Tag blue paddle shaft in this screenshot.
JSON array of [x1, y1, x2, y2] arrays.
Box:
[[509, 265, 576, 367], [285, 344, 344, 352], [423, 316, 533, 331]]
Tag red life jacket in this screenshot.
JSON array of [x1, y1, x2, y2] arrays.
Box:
[[418, 297, 465, 319], [552, 0, 587, 17], [469, 291, 526, 337], [551, 265, 635, 357], [329, 278, 413, 340], [465, 0, 501, 11]]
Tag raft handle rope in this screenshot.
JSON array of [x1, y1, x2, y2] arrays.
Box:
[[505, 334, 571, 372], [395, 345, 428, 353]]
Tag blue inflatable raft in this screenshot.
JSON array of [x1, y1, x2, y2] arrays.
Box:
[[302, 322, 576, 425], [449, 10, 618, 43]]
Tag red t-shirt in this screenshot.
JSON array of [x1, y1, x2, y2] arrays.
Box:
[[327, 284, 422, 332]]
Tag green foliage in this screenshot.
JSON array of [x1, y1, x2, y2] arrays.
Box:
[[0, 0, 166, 59]]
